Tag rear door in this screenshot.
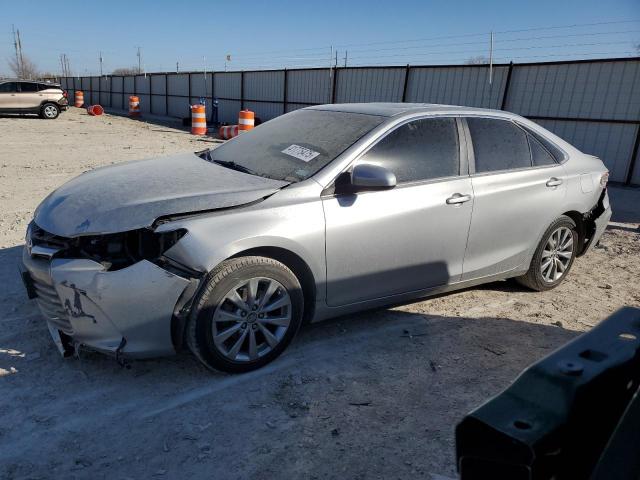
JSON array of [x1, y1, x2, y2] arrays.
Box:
[[16, 82, 42, 108], [322, 116, 474, 306], [0, 82, 20, 109], [461, 117, 567, 280]]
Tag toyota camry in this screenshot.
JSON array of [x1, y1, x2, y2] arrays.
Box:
[[21, 103, 612, 372]]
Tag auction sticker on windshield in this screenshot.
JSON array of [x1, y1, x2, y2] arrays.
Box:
[[282, 144, 321, 163]]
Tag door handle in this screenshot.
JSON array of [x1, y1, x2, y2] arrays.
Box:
[[546, 177, 563, 187], [446, 193, 472, 205]]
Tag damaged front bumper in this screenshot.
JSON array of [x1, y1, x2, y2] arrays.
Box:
[[21, 246, 194, 358]]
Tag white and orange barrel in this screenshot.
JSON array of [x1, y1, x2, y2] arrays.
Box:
[[74, 91, 84, 108], [129, 96, 140, 117], [219, 125, 239, 140], [191, 104, 207, 135], [238, 110, 255, 133]]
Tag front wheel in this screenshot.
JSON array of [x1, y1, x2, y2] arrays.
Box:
[[516, 215, 578, 291], [187, 256, 304, 373], [40, 103, 60, 119]]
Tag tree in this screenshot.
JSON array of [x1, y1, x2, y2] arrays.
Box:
[[111, 67, 139, 75], [7, 54, 39, 78], [465, 55, 490, 65]]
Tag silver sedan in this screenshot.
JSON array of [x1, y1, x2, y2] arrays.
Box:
[[21, 103, 611, 372]]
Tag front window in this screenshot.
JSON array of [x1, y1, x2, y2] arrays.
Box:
[[358, 117, 460, 183], [0, 82, 18, 93], [208, 109, 384, 182]]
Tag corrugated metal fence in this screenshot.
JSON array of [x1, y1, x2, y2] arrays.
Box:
[[60, 57, 640, 185]]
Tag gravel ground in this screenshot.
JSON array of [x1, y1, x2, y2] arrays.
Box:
[[1, 108, 639, 480]]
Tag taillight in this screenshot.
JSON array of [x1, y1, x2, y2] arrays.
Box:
[[599, 171, 609, 188], [62, 90, 68, 98]]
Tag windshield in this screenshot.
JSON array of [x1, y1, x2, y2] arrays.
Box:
[[208, 109, 384, 182]]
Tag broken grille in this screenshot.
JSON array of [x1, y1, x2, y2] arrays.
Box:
[[32, 276, 73, 335]]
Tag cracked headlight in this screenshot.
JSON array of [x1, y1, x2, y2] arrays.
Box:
[[71, 228, 187, 271]]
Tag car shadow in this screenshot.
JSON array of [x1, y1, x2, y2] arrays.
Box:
[[0, 113, 41, 119]]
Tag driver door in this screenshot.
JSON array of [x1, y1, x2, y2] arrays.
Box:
[[322, 116, 474, 307]]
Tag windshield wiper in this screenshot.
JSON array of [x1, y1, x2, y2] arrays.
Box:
[[212, 159, 260, 177]]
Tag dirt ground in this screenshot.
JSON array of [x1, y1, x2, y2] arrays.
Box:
[[1, 108, 639, 480]]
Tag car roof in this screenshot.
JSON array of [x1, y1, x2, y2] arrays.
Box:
[[0, 78, 61, 86], [307, 102, 519, 119]]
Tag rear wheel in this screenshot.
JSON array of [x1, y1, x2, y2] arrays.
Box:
[[516, 215, 578, 291], [40, 103, 60, 119], [187, 256, 304, 373]]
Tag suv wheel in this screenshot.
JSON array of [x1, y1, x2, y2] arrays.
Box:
[[187, 256, 304, 373], [516, 215, 578, 291], [40, 103, 60, 119]]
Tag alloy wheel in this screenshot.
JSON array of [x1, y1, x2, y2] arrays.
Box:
[[44, 105, 58, 118], [212, 277, 292, 362], [540, 226, 574, 283]]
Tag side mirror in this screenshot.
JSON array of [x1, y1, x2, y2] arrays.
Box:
[[350, 163, 396, 191]]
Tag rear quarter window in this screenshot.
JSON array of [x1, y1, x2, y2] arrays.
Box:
[[527, 134, 557, 166]]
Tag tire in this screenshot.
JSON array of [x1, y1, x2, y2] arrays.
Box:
[[187, 256, 304, 373], [516, 215, 578, 291], [40, 103, 60, 119]]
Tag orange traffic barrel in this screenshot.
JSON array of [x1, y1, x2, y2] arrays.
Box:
[[191, 104, 207, 135], [219, 125, 239, 140], [238, 110, 255, 133], [86, 105, 104, 116], [74, 91, 84, 108], [129, 96, 140, 117]]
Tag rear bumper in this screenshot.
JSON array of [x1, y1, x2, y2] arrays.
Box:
[[21, 247, 191, 358]]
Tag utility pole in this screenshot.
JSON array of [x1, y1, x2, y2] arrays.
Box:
[[99, 51, 104, 76], [328, 46, 334, 101], [344, 50, 348, 68], [334, 49, 338, 68], [489, 31, 494, 86], [176, 60, 179, 73], [136, 46, 142, 74], [12, 24, 22, 77], [16, 29, 25, 77]]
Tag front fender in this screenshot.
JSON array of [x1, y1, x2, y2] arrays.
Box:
[[158, 198, 326, 300]]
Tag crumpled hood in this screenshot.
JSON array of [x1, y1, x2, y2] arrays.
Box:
[[34, 152, 287, 237]]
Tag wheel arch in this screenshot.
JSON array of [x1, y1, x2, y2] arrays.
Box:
[[561, 210, 592, 256]]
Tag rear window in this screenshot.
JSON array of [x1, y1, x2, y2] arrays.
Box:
[[38, 83, 60, 91], [209, 109, 384, 182], [19, 82, 39, 92], [467, 117, 531, 173]]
